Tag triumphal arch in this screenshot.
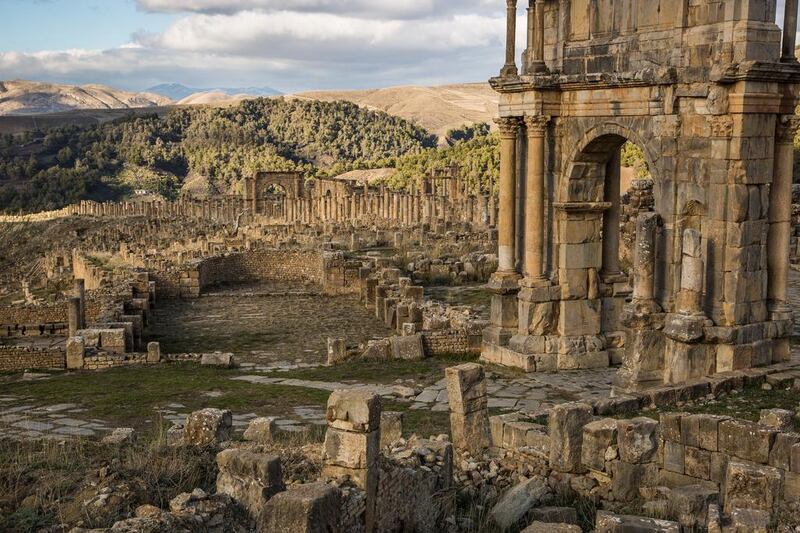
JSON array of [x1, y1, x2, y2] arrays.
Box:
[[482, 0, 800, 392]]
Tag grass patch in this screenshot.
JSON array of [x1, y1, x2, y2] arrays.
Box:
[[270, 353, 479, 386], [383, 400, 451, 438], [621, 383, 800, 422], [1, 363, 330, 429]]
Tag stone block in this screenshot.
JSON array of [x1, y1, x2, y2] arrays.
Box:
[[724, 459, 783, 513], [549, 402, 593, 473], [729, 508, 770, 533], [263, 482, 340, 533], [489, 477, 550, 531], [666, 485, 719, 530], [362, 338, 390, 359], [146, 341, 160, 363], [768, 432, 800, 470], [684, 446, 711, 480], [522, 522, 580, 533], [216, 449, 284, 522], [680, 414, 701, 448], [326, 390, 381, 433], [663, 441, 685, 474], [66, 336, 85, 370], [785, 471, 800, 503], [595, 510, 680, 532], [201, 352, 236, 368], [380, 411, 403, 448], [697, 414, 728, 451], [390, 333, 425, 361], [451, 411, 490, 455], [581, 418, 618, 472], [718, 419, 776, 464], [183, 408, 232, 446], [243, 417, 277, 444], [529, 506, 578, 525], [322, 427, 379, 469], [660, 412, 685, 443], [617, 417, 659, 464], [445, 363, 487, 414], [758, 408, 795, 431], [326, 338, 347, 365], [102, 427, 136, 446]]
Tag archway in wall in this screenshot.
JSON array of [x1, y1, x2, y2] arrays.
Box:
[[258, 183, 288, 219], [561, 131, 657, 364]]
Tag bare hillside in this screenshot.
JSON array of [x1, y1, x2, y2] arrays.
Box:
[[0, 80, 173, 116], [290, 83, 497, 139]]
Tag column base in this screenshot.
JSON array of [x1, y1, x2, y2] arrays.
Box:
[[488, 270, 522, 293], [499, 64, 519, 78]]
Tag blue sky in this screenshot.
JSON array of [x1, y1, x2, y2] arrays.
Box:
[[0, 0, 797, 94]]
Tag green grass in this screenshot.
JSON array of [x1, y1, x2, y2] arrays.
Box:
[[1, 363, 330, 429], [269, 353, 479, 386], [621, 383, 800, 422]]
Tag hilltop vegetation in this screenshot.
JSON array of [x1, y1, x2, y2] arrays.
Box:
[[0, 98, 436, 213]]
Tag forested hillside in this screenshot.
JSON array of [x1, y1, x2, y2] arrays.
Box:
[[0, 98, 436, 213]]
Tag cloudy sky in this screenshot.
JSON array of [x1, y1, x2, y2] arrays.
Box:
[[0, 0, 797, 93]]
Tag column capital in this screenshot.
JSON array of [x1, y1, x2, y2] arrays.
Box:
[[524, 115, 551, 136], [495, 117, 522, 138], [506, 0, 518, 7], [777, 115, 800, 144]]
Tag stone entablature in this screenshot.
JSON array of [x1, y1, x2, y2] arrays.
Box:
[[483, 0, 800, 390]]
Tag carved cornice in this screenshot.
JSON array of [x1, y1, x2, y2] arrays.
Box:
[[524, 115, 551, 136], [777, 115, 800, 144], [494, 117, 522, 138]]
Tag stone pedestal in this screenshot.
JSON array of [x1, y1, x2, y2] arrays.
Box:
[[446, 363, 490, 456], [483, 271, 521, 346]]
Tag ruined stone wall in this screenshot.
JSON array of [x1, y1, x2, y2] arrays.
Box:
[[422, 329, 481, 357], [0, 299, 105, 329], [0, 346, 65, 371]]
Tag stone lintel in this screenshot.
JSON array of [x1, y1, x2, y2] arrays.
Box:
[[553, 202, 613, 213]]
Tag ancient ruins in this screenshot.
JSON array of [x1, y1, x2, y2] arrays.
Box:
[[3, 0, 800, 532]]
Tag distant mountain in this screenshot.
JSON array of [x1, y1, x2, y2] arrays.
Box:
[[147, 83, 282, 101], [289, 83, 497, 141], [0, 80, 172, 116]]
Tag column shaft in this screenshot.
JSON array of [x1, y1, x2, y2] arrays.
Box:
[[501, 0, 519, 77], [524, 115, 548, 281], [768, 116, 799, 305], [783, 0, 799, 61], [496, 118, 521, 273]]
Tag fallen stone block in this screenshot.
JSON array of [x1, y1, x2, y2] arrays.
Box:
[[183, 408, 232, 446], [263, 482, 341, 533], [666, 485, 718, 529], [380, 411, 403, 448], [216, 449, 284, 523], [243, 417, 277, 444], [724, 459, 783, 513], [595, 510, 680, 532], [617, 417, 659, 464], [549, 402, 593, 473], [529, 506, 578, 525], [102, 427, 136, 446], [522, 521, 581, 533], [201, 352, 236, 368], [758, 408, 795, 431], [489, 477, 550, 531], [326, 389, 381, 433]]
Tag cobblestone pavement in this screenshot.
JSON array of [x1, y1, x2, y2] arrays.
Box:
[[0, 394, 112, 440]]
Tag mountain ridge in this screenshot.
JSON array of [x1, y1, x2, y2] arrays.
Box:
[[147, 83, 282, 101]]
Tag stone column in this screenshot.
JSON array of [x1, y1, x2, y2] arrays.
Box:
[[500, 0, 519, 78], [676, 229, 704, 315], [523, 115, 549, 283], [495, 117, 521, 274], [632, 212, 660, 309], [602, 149, 622, 278], [68, 297, 81, 337], [783, 0, 799, 62], [768, 116, 799, 312], [529, 0, 547, 73], [322, 390, 380, 531], [446, 363, 490, 456]]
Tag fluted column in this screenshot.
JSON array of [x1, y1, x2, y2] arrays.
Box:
[[496, 117, 522, 274], [769, 116, 800, 309], [783, 0, 799, 62], [500, 0, 519, 78], [523, 115, 549, 282]]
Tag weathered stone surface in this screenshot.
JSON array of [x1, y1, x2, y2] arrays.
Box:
[[66, 336, 85, 370], [102, 427, 136, 446], [729, 508, 770, 533], [617, 417, 659, 464], [489, 477, 550, 531], [529, 506, 578, 525], [666, 485, 718, 529], [322, 427, 379, 469], [390, 333, 425, 360], [243, 417, 277, 444], [724, 459, 783, 513], [263, 482, 340, 533], [146, 341, 160, 363], [216, 449, 284, 523], [200, 352, 235, 368], [326, 337, 347, 365], [445, 363, 487, 413], [582, 418, 618, 472], [758, 408, 795, 431], [326, 389, 381, 433], [183, 408, 232, 446], [380, 411, 403, 448], [718, 418, 777, 464], [522, 522, 581, 533], [549, 402, 593, 473], [595, 511, 680, 532]]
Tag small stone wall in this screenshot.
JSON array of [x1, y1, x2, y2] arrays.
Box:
[[0, 346, 65, 371], [422, 329, 481, 357]]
